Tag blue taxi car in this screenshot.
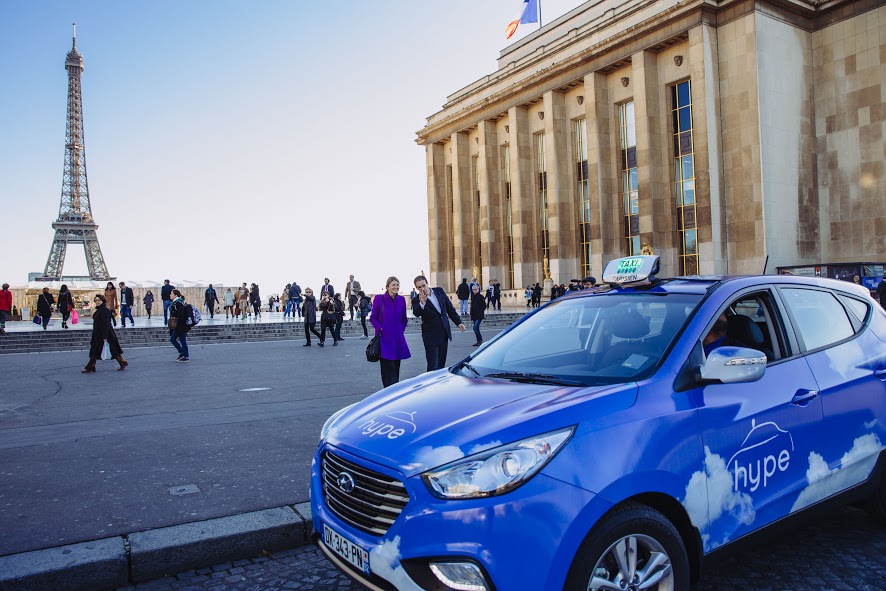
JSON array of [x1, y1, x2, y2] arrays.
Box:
[[310, 256, 886, 591]]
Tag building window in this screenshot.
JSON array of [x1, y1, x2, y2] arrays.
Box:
[[575, 118, 591, 278], [446, 164, 455, 289], [671, 80, 697, 275], [503, 144, 514, 288], [619, 102, 638, 255], [473, 155, 482, 284], [535, 132, 549, 264]]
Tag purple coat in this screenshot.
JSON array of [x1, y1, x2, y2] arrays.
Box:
[[370, 293, 411, 361]]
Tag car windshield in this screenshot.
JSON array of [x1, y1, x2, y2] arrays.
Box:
[[459, 292, 701, 386]]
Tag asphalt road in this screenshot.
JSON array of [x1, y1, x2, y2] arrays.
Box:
[[0, 330, 489, 557], [120, 505, 886, 591]]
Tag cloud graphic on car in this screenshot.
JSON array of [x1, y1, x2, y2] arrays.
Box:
[[791, 433, 885, 513]]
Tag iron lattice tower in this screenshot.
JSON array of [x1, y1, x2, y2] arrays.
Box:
[[42, 25, 111, 281]]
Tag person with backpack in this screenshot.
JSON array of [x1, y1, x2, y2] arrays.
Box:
[[204, 284, 219, 318], [357, 290, 372, 340], [168, 290, 191, 362], [289, 282, 302, 319]]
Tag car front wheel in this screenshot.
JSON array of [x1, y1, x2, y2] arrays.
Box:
[[864, 470, 886, 524], [565, 502, 690, 591]]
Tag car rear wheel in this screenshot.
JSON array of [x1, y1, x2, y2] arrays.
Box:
[[565, 502, 690, 591]]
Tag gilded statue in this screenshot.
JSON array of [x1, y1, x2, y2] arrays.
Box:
[[543, 255, 552, 280]]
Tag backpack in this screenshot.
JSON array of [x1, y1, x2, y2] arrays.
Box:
[[184, 304, 201, 327]]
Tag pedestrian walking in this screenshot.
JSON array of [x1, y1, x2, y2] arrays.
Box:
[[119, 282, 135, 327], [525, 285, 532, 307], [289, 282, 302, 319], [412, 274, 466, 372], [161, 279, 175, 324], [104, 282, 119, 327], [320, 278, 334, 299], [456, 278, 470, 315], [143, 290, 155, 319], [357, 290, 371, 339], [532, 283, 542, 308], [283, 284, 292, 318], [469, 283, 486, 346], [318, 293, 336, 347], [238, 283, 250, 319], [268, 294, 275, 313], [333, 293, 346, 342], [82, 293, 127, 372], [223, 288, 235, 318], [370, 277, 411, 387], [37, 287, 55, 330], [168, 290, 191, 362], [57, 284, 75, 329], [485, 281, 495, 312], [204, 284, 219, 318], [0, 282, 12, 334], [302, 288, 322, 346], [345, 275, 362, 320], [250, 283, 262, 318], [493, 279, 502, 311]]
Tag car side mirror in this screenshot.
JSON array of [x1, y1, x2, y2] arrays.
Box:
[[700, 346, 767, 384]]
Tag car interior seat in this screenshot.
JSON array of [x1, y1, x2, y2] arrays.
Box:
[[723, 315, 774, 361], [598, 308, 652, 369]]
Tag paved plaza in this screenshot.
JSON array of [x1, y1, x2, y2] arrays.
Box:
[[0, 330, 489, 558]]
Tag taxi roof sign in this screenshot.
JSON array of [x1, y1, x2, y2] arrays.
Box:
[[602, 255, 661, 286]]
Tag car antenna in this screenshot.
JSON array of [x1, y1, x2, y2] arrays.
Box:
[[762, 255, 769, 275]]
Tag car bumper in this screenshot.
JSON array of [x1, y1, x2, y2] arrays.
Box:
[[310, 444, 600, 591]]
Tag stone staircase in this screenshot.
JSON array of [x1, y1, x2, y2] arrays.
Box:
[[0, 313, 526, 354]]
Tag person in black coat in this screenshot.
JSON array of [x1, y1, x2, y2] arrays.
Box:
[[57, 284, 75, 329], [412, 275, 466, 372], [302, 288, 322, 346], [83, 294, 127, 372], [250, 283, 262, 318], [469, 283, 487, 346], [318, 293, 336, 347], [36, 287, 56, 330], [169, 290, 192, 362]]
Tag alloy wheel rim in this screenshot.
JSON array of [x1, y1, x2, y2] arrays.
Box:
[[587, 533, 673, 591]]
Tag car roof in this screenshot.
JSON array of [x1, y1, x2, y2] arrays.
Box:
[[564, 274, 871, 298]]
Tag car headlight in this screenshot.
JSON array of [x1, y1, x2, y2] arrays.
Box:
[[320, 404, 355, 441], [421, 427, 574, 499]]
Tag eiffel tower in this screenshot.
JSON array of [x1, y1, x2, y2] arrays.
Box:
[[41, 25, 111, 281]]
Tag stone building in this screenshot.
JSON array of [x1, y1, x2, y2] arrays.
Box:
[[416, 0, 885, 296]]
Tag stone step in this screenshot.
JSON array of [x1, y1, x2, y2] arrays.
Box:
[[0, 313, 525, 354]]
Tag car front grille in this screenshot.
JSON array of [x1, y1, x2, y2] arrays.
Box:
[[321, 450, 409, 537]]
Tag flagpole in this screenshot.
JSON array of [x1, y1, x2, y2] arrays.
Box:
[[538, 0, 543, 29]]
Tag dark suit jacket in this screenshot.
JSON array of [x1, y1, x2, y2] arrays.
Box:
[[412, 287, 461, 342]]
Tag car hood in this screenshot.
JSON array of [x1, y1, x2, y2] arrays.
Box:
[[323, 370, 638, 477]]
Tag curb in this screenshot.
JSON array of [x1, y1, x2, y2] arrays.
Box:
[[0, 503, 313, 591]]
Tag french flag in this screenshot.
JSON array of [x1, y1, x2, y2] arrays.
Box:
[[506, 0, 539, 40]]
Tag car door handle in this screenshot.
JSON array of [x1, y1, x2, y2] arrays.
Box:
[[792, 389, 819, 406], [875, 368, 886, 382]]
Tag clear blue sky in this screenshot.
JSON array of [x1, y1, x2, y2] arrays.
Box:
[[1, 0, 580, 294]]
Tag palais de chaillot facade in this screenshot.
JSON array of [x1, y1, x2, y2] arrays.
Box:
[[417, 0, 885, 296]]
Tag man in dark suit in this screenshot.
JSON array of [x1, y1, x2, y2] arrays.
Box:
[[320, 278, 334, 298], [412, 275, 466, 372]]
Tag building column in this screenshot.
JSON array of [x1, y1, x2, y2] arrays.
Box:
[[451, 132, 475, 291], [585, 73, 616, 273], [632, 51, 671, 265], [544, 90, 578, 284], [426, 142, 450, 290], [689, 24, 727, 274], [508, 106, 537, 287], [478, 120, 504, 287]]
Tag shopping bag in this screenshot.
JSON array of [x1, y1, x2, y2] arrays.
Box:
[[101, 340, 112, 360], [32, 315, 41, 325], [71, 310, 79, 324]]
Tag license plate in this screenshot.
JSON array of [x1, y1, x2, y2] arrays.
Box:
[[323, 523, 370, 576]]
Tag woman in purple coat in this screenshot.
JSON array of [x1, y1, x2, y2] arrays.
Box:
[[370, 276, 411, 387]]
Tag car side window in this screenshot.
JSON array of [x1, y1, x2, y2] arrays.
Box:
[[780, 288, 854, 351], [837, 294, 870, 328]]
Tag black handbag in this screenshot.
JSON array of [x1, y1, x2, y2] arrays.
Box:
[[365, 296, 382, 363]]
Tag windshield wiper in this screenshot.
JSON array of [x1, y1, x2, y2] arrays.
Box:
[[460, 362, 481, 377], [483, 372, 586, 387]]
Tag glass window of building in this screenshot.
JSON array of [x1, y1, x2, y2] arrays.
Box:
[[535, 132, 549, 264], [473, 155, 482, 282], [502, 144, 515, 288], [671, 80, 698, 275], [575, 118, 591, 278], [619, 102, 639, 255]]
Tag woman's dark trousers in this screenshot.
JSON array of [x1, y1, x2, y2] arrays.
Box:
[[320, 317, 336, 344], [304, 322, 321, 344], [361, 315, 368, 337], [380, 358, 401, 388]]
